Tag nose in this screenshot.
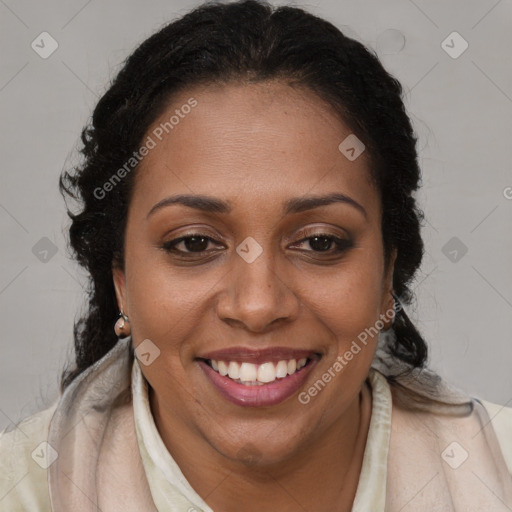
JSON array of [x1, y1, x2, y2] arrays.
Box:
[[216, 245, 301, 334]]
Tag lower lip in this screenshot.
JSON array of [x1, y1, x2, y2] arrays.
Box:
[[198, 359, 318, 407]]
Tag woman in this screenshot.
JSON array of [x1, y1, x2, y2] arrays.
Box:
[[1, 1, 511, 510]]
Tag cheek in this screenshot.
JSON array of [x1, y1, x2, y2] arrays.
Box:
[[123, 246, 222, 357], [308, 255, 385, 342], [123, 254, 208, 400]]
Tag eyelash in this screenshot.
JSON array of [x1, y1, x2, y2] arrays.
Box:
[[161, 232, 353, 257]]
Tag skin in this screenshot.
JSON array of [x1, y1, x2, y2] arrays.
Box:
[[113, 79, 396, 512]]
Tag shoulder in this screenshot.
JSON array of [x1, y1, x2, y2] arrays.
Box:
[[0, 401, 58, 511], [480, 399, 512, 476]]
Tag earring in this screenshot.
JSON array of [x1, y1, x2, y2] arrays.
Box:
[[114, 309, 131, 338]]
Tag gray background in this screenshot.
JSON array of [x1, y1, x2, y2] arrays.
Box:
[[1, 0, 511, 431]]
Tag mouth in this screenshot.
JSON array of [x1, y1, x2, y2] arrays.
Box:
[[196, 348, 321, 407]]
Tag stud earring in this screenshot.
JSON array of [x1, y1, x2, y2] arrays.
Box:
[[114, 309, 131, 338]]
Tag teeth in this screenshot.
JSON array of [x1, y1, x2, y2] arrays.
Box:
[[218, 361, 228, 376], [209, 357, 309, 385], [239, 362, 257, 382], [228, 361, 240, 380], [257, 362, 276, 383], [275, 360, 288, 378]]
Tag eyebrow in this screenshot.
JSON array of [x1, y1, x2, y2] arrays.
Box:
[[146, 192, 367, 219]]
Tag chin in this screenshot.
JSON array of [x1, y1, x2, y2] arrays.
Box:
[[209, 421, 312, 469]]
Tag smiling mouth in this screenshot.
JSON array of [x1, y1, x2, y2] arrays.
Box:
[[196, 346, 322, 407], [202, 357, 314, 386], [197, 354, 320, 407]]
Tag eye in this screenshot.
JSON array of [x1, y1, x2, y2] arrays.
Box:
[[161, 231, 353, 258], [291, 232, 353, 254], [162, 233, 223, 255]]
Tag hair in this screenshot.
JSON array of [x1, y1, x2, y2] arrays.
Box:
[[59, 0, 427, 391]]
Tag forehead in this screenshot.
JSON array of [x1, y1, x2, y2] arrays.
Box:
[[131, 80, 378, 217]]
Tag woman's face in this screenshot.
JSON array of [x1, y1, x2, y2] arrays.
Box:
[[114, 80, 395, 465]]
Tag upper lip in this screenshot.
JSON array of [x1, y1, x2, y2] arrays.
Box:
[[197, 347, 321, 365]]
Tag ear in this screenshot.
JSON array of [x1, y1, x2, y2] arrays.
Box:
[[112, 264, 128, 315], [380, 248, 397, 329]]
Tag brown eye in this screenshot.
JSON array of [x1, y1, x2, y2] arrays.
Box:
[[292, 232, 353, 254], [308, 235, 335, 252], [162, 234, 220, 254]]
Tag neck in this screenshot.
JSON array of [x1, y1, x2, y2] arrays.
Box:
[[150, 381, 372, 512]]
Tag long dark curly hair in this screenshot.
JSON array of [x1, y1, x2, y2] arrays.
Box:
[[59, 0, 427, 391]]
